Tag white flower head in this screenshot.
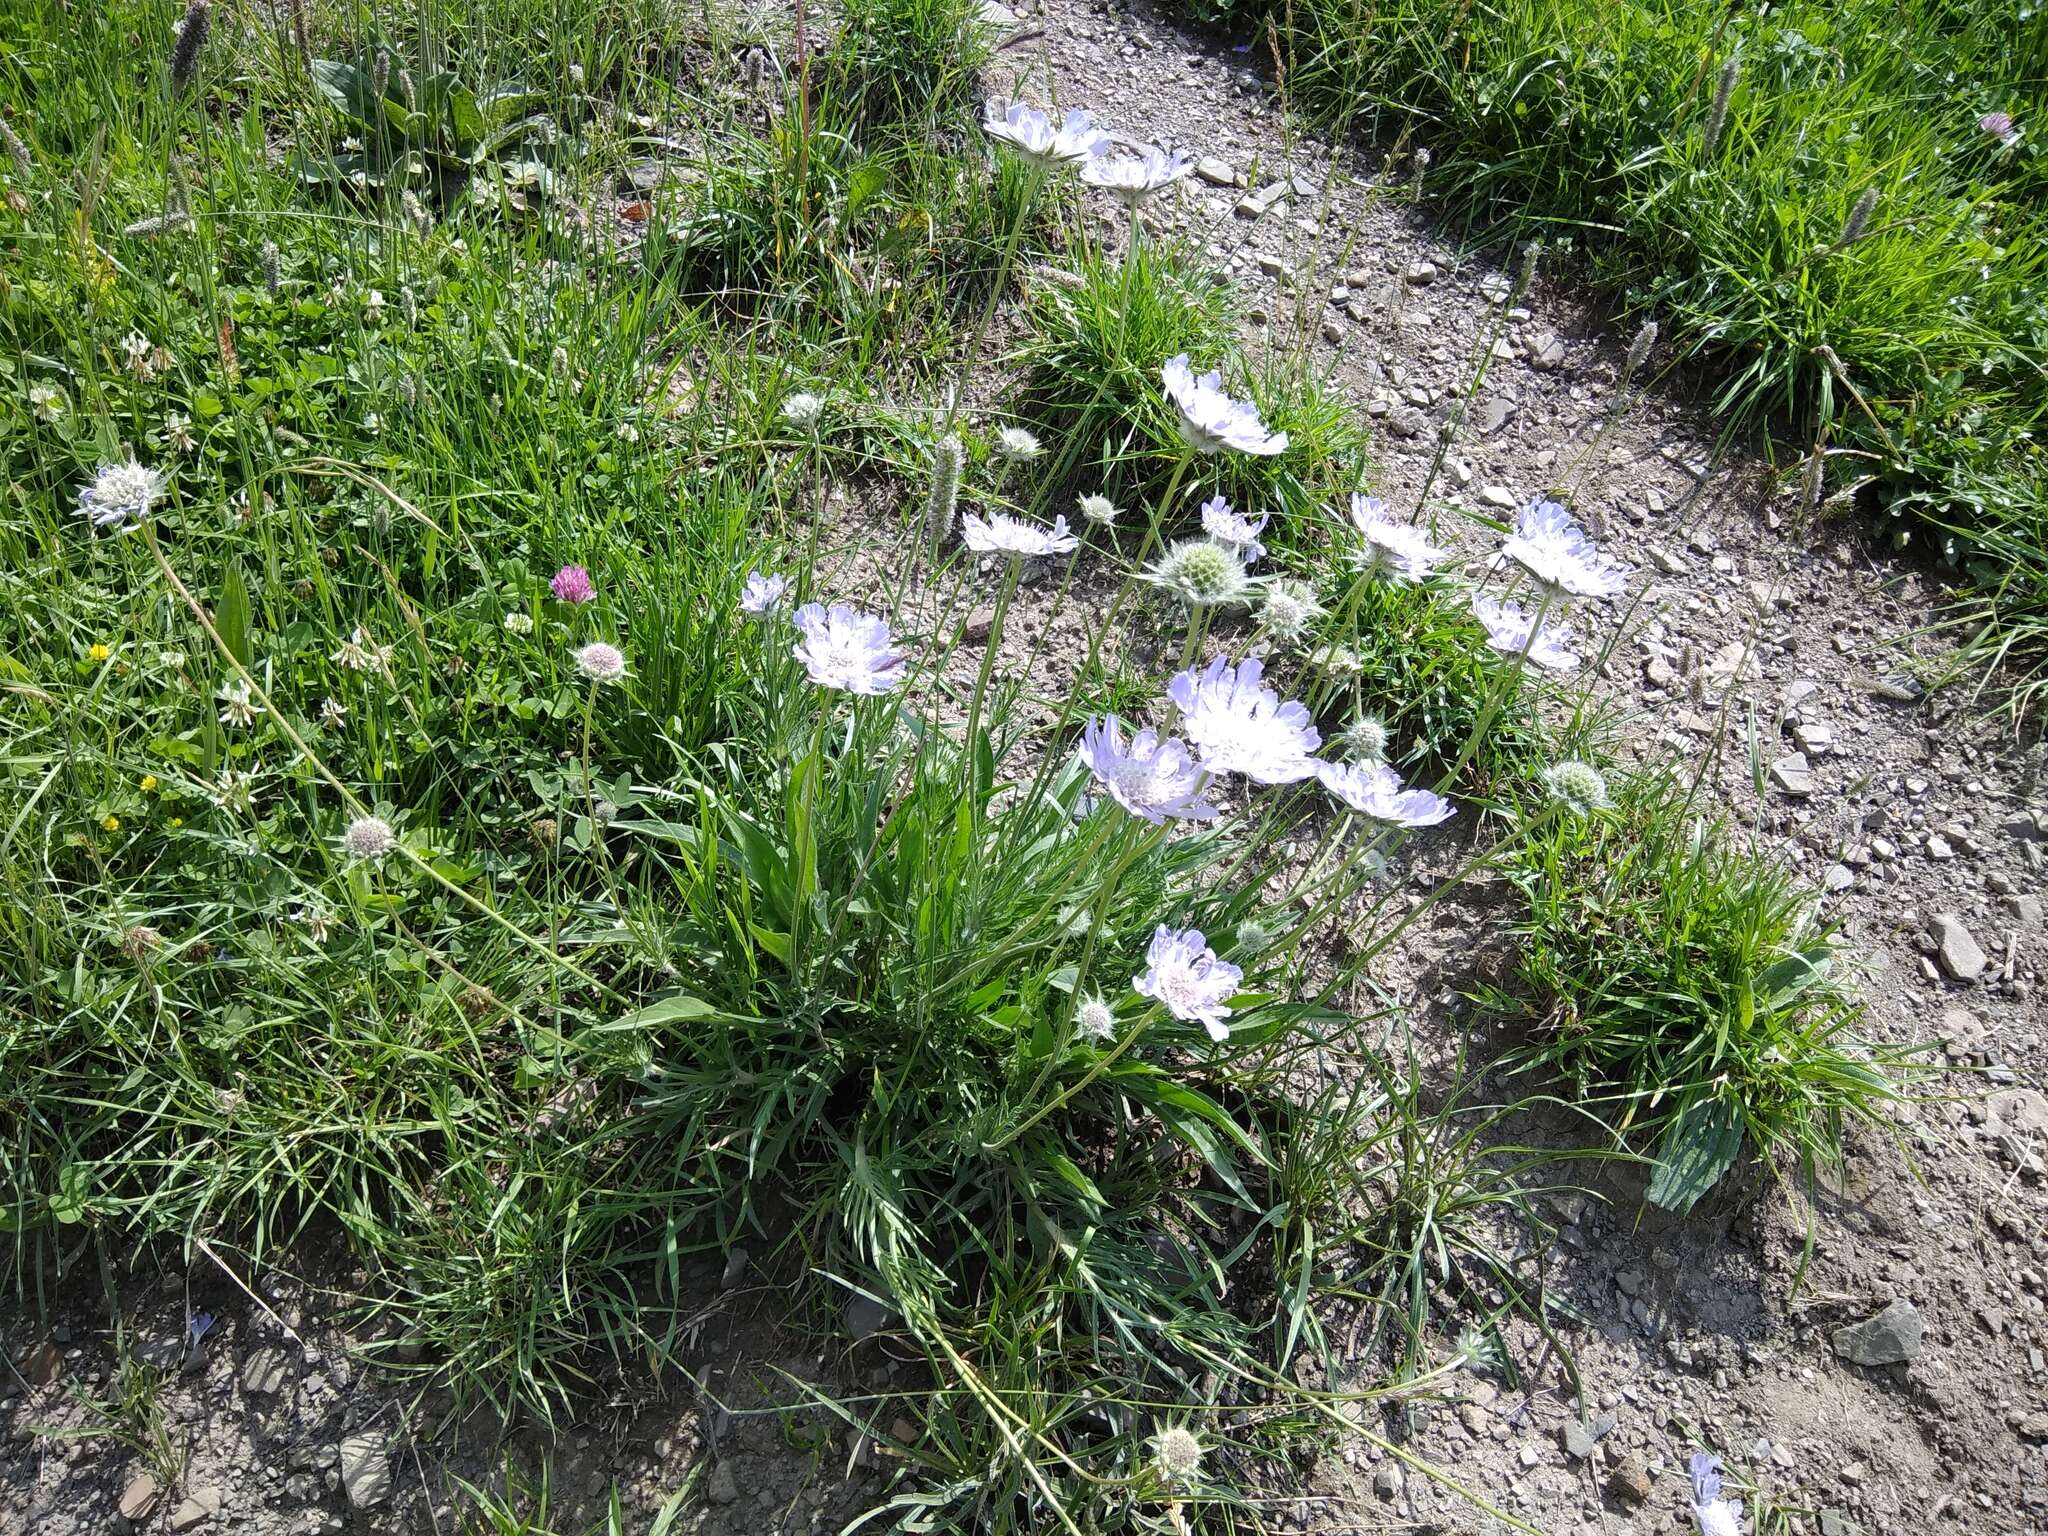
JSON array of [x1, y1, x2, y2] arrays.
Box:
[[1500, 497, 1628, 600], [1077, 492, 1119, 527], [1133, 926, 1242, 1042], [29, 383, 65, 422], [1689, 1454, 1744, 1536], [1339, 714, 1390, 763], [162, 413, 196, 453], [1150, 1422, 1205, 1485], [330, 624, 395, 675], [993, 425, 1043, 463], [574, 641, 628, 683], [1349, 494, 1449, 583], [1541, 759, 1610, 815], [781, 391, 825, 428], [297, 904, 334, 945], [1161, 354, 1289, 456], [1199, 494, 1267, 565], [1079, 146, 1195, 208], [740, 569, 790, 616], [503, 611, 535, 635], [211, 767, 256, 814], [1145, 539, 1255, 611], [217, 679, 257, 728], [1167, 655, 1321, 784], [1074, 996, 1116, 1042], [1315, 760, 1454, 828], [362, 289, 385, 324], [318, 696, 347, 728], [1079, 716, 1218, 824], [1470, 594, 1580, 673], [78, 458, 170, 531], [791, 603, 908, 695], [122, 331, 154, 377], [982, 101, 1111, 168], [1259, 578, 1324, 645], [341, 815, 397, 861], [961, 510, 1079, 559]]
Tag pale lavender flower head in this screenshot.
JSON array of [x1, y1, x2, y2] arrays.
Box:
[[740, 570, 789, 617], [1132, 925, 1243, 1042], [791, 603, 908, 695], [1470, 594, 1581, 673], [1979, 111, 2020, 147], [1689, 1454, 1744, 1536], [1166, 655, 1321, 785], [1315, 760, 1454, 828], [551, 564, 596, 604], [1079, 716, 1218, 824], [1349, 494, 1449, 582], [340, 815, 396, 861], [982, 101, 1111, 168], [1500, 498, 1628, 600], [1199, 494, 1267, 565], [574, 641, 628, 683], [1079, 146, 1195, 207], [1162, 355, 1289, 456], [961, 510, 1081, 558], [78, 458, 170, 531]]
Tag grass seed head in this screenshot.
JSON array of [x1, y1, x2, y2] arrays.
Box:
[[168, 0, 211, 93]]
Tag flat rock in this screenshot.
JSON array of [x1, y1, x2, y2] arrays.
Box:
[[1831, 1298, 1924, 1366], [1987, 1088, 2048, 1136], [339, 1431, 392, 1510], [1608, 1451, 1653, 1503], [707, 1460, 740, 1504], [168, 1488, 222, 1532], [1931, 913, 1986, 981], [119, 1473, 163, 1522], [1194, 156, 1237, 187], [1770, 754, 1814, 797], [1477, 485, 1517, 510], [1404, 260, 1436, 284], [1526, 331, 1566, 370], [241, 1345, 293, 1396]]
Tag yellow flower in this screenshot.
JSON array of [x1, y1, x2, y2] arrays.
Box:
[[88, 643, 111, 661], [140, 774, 158, 792], [167, 817, 184, 828], [101, 815, 120, 831]]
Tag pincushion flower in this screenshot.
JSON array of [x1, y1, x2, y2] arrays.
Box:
[[78, 458, 170, 531], [1077, 493, 1119, 527], [1079, 146, 1194, 207], [791, 603, 908, 695], [574, 641, 628, 683], [1349, 494, 1449, 583], [1145, 540, 1254, 611], [1500, 498, 1628, 600], [1979, 111, 2020, 147], [1161, 354, 1289, 456], [993, 426, 1043, 462], [550, 564, 596, 604], [1470, 595, 1580, 672], [341, 815, 396, 861], [1150, 1422, 1205, 1485], [961, 510, 1079, 558], [1079, 716, 1218, 824], [780, 392, 824, 428], [1167, 655, 1321, 784], [1199, 495, 1267, 565], [740, 570, 789, 616], [1259, 579, 1323, 645], [1689, 1454, 1744, 1536], [1073, 996, 1116, 1042], [1541, 759, 1610, 815], [982, 101, 1111, 168], [1316, 760, 1454, 827], [1132, 925, 1242, 1041]]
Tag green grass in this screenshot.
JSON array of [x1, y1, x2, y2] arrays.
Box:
[[1195, 0, 2048, 704]]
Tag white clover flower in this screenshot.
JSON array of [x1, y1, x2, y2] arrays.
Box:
[[1079, 716, 1217, 824], [341, 815, 397, 861], [740, 569, 790, 616], [363, 411, 381, 435], [982, 101, 1111, 168], [574, 641, 628, 683], [1500, 497, 1629, 600], [78, 458, 170, 531], [28, 383, 65, 422], [1167, 655, 1321, 785], [1073, 996, 1116, 1042], [330, 624, 395, 675], [216, 679, 257, 728], [1339, 714, 1390, 763], [781, 391, 825, 428], [1151, 1422, 1205, 1485], [791, 603, 908, 695], [1161, 354, 1289, 456], [1145, 539, 1254, 610], [961, 510, 1079, 558], [1348, 494, 1448, 583], [503, 611, 535, 635], [1077, 492, 1119, 527], [211, 768, 256, 814], [1080, 146, 1195, 208], [162, 412, 196, 453], [1689, 1454, 1744, 1536], [296, 903, 333, 945], [122, 331, 154, 377], [318, 696, 347, 729], [362, 289, 385, 325], [1316, 760, 1454, 828], [1259, 578, 1324, 645], [1133, 926, 1242, 1042], [993, 425, 1043, 462], [1199, 494, 1267, 565], [1469, 594, 1580, 673], [1541, 759, 1610, 815], [615, 422, 640, 442]]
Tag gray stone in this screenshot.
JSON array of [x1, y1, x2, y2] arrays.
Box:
[[1194, 156, 1237, 187], [338, 1431, 391, 1510], [1988, 1088, 2048, 1135], [1233, 181, 1287, 219], [1372, 1464, 1403, 1498], [1831, 1298, 1924, 1366], [1770, 754, 1814, 797], [169, 1489, 222, 1532], [845, 1292, 895, 1339], [1644, 655, 1679, 689], [1527, 332, 1566, 370], [1404, 260, 1436, 284], [707, 1461, 741, 1504], [1818, 1511, 1859, 1536], [119, 1473, 163, 1522], [1475, 396, 1516, 435], [242, 1346, 292, 1396], [1386, 404, 1428, 439], [1477, 485, 1517, 510], [1931, 913, 1986, 981]]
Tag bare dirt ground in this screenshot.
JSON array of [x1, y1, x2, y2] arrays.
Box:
[[5, 1, 2046, 1533]]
